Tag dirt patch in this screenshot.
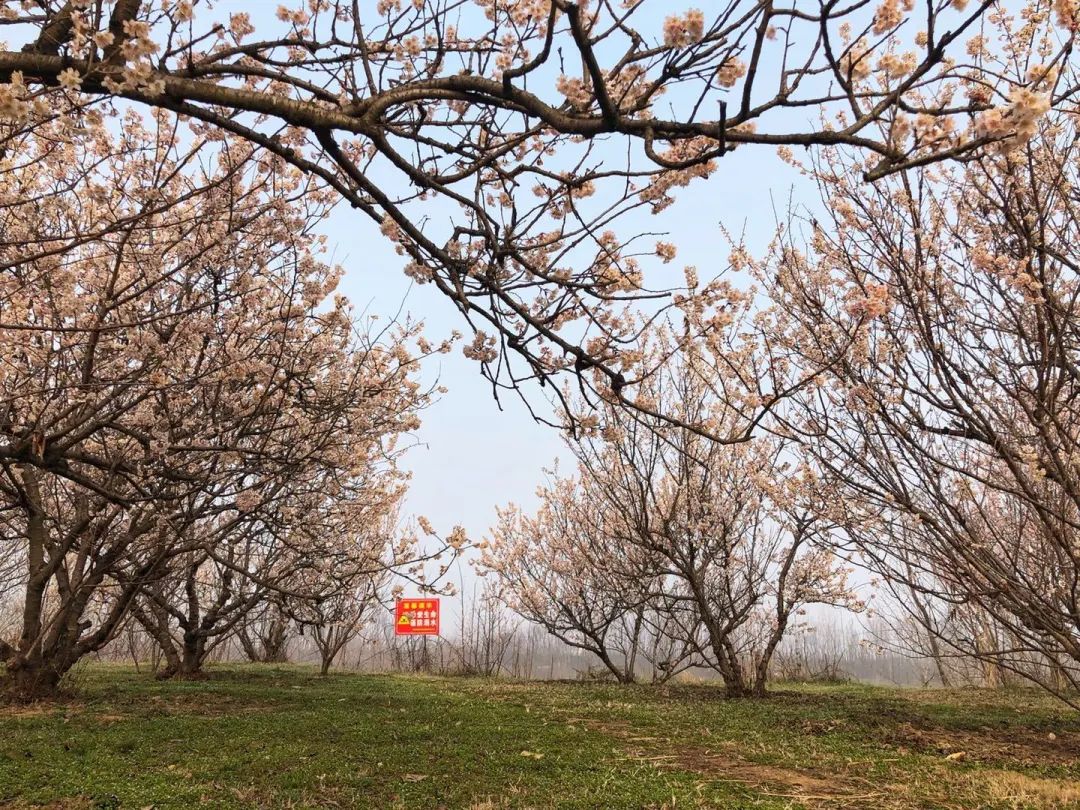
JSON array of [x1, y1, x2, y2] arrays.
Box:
[[669, 740, 885, 801], [884, 722, 1079, 767], [578, 717, 895, 809], [0, 704, 57, 719], [0, 693, 271, 722], [0, 699, 78, 719]]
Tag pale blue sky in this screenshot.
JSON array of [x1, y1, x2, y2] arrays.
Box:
[[272, 5, 815, 547], [324, 152, 807, 544], [112, 0, 818, 554]]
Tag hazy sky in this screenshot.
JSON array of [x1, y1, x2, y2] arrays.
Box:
[[232, 1, 816, 561], [325, 147, 809, 546]]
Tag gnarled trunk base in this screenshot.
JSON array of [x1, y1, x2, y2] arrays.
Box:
[[155, 649, 208, 681], [2, 660, 66, 703]]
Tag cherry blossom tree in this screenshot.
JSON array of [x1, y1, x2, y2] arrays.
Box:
[[0, 108, 437, 698], [235, 599, 294, 664], [771, 69, 1080, 701], [0, 476, 175, 698], [299, 572, 384, 676], [130, 543, 268, 679], [576, 360, 860, 696], [483, 473, 678, 683], [3, 0, 1078, 701], [127, 333, 432, 682], [0, 0, 1044, 435], [485, 336, 860, 694], [285, 511, 406, 677], [304, 578, 384, 678]]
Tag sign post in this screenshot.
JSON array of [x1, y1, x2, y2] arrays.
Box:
[[394, 597, 440, 636]]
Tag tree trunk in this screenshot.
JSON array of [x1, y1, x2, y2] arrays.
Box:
[[625, 607, 644, 682], [158, 634, 208, 680], [907, 582, 951, 687], [723, 676, 749, 698], [711, 635, 749, 697], [132, 603, 182, 678], [752, 615, 791, 697], [237, 627, 260, 662], [263, 627, 289, 663], [594, 643, 635, 684], [3, 657, 66, 702], [173, 651, 208, 679], [684, 574, 749, 697]]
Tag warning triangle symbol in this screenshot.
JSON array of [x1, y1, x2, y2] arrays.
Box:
[[397, 615, 410, 625]]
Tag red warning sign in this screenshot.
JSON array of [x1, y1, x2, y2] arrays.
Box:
[[394, 598, 440, 636]]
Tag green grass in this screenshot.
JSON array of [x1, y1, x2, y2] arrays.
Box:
[[1, 666, 1078, 809]]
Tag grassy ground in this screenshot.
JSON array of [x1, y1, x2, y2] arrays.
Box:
[[0, 666, 1078, 809]]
